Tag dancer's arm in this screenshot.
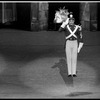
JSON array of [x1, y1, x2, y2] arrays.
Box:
[[78, 26, 84, 53], [58, 19, 69, 32]]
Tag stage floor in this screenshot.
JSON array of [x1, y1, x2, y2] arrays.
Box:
[[0, 29, 99, 98]]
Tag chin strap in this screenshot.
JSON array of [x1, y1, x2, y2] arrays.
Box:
[[78, 42, 84, 53]]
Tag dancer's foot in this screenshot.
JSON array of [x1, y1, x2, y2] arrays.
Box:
[[68, 75, 72, 77], [73, 74, 77, 77]]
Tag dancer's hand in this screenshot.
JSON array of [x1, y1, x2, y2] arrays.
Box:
[[78, 47, 81, 53], [78, 42, 84, 53]]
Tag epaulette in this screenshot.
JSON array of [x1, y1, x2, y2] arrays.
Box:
[[77, 25, 82, 31]]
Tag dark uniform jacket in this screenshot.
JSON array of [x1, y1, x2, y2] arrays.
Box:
[[59, 24, 83, 43]]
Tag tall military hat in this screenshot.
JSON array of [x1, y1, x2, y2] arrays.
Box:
[[69, 12, 75, 21]]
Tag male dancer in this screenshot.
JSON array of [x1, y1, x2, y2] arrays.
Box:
[[59, 15, 84, 77]]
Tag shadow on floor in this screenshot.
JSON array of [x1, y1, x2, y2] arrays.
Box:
[[51, 58, 73, 87], [65, 91, 93, 97]]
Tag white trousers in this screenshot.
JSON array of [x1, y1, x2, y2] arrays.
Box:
[[65, 40, 78, 75]]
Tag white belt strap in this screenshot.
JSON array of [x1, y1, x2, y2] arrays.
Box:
[[66, 25, 78, 39]]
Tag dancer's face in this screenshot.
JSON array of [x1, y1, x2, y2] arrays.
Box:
[[69, 19, 74, 25]]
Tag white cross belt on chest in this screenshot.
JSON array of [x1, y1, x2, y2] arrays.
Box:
[[66, 25, 78, 39]]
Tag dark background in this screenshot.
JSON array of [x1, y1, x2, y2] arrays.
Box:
[[48, 3, 80, 31], [16, 3, 31, 31], [0, 3, 100, 31], [97, 3, 100, 31]]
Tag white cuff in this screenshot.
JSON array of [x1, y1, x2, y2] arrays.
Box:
[[61, 18, 69, 28]]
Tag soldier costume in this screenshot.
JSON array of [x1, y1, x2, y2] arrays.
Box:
[[59, 15, 84, 77]]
